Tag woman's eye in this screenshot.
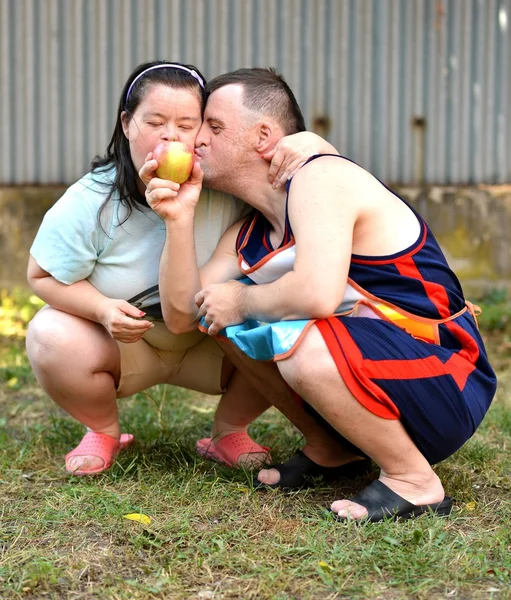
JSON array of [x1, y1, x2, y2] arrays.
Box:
[[147, 122, 162, 127]]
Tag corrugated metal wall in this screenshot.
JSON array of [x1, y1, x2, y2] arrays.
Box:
[[1, 0, 510, 185]]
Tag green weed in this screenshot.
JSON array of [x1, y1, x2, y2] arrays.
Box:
[[0, 288, 510, 599]]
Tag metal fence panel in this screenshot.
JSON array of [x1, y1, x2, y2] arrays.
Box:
[[0, 0, 509, 185]]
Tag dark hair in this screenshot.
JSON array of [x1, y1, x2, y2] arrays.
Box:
[[91, 60, 207, 226], [206, 67, 306, 135]]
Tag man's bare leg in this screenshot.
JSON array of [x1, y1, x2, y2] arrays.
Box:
[[216, 339, 365, 482], [276, 327, 445, 519]]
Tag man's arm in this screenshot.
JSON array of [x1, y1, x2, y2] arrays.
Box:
[[247, 157, 357, 319], [198, 157, 360, 334]]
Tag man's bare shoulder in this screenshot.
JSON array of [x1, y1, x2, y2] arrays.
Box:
[[294, 158, 419, 255], [291, 155, 376, 191], [289, 155, 384, 215]]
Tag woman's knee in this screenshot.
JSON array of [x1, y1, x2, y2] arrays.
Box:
[[26, 309, 113, 370], [26, 309, 71, 361]]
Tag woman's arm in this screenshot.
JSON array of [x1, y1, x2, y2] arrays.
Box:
[[264, 131, 339, 189], [27, 256, 154, 343], [158, 217, 243, 334], [141, 160, 243, 334]]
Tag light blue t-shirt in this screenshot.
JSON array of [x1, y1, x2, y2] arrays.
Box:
[[30, 168, 247, 307]]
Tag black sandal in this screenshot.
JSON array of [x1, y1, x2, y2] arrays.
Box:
[[253, 450, 372, 490], [332, 480, 453, 522]]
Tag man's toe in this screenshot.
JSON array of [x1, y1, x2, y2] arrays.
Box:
[[257, 467, 281, 485], [331, 499, 368, 519]]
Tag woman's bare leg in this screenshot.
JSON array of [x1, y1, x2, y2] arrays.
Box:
[[26, 307, 121, 471], [215, 339, 361, 475]]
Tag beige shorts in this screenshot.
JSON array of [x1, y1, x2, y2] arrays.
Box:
[[116, 321, 226, 398]]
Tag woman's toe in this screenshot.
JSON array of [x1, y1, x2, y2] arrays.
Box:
[[238, 451, 269, 468], [67, 455, 104, 471]]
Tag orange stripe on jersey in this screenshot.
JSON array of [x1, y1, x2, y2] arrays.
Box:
[[235, 215, 253, 252], [444, 352, 476, 391], [363, 355, 449, 380], [262, 234, 273, 253], [446, 320, 480, 363], [443, 321, 479, 390], [331, 316, 478, 393], [236, 214, 258, 254], [395, 257, 451, 318]]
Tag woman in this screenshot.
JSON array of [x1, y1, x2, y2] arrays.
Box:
[[26, 61, 336, 476]]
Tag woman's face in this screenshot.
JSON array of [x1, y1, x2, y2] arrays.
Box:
[[121, 83, 203, 176]]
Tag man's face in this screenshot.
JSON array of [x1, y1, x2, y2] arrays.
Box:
[[195, 84, 253, 190]]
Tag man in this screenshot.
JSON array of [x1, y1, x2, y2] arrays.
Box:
[[142, 68, 496, 521]]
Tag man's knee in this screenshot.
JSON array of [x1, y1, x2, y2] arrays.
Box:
[[277, 327, 335, 391]]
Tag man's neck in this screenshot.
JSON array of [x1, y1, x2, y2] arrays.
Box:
[[208, 162, 288, 235], [229, 176, 288, 236]]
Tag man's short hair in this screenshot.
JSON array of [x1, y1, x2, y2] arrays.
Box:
[[207, 68, 306, 135]]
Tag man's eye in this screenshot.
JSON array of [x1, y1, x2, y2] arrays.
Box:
[[210, 125, 220, 133]]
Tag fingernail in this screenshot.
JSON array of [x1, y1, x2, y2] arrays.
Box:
[[139, 311, 146, 317]]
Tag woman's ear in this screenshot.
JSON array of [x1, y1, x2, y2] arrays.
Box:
[[120, 111, 130, 139]]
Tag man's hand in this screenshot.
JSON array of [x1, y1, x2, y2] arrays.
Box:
[[195, 281, 248, 336], [95, 298, 154, 343], [139, 153, 204, 221], [262, 131, 339, 189]]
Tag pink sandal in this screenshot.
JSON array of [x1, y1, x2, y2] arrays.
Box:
[[196, 431, 272, 468], [65, 431, 134, 476]]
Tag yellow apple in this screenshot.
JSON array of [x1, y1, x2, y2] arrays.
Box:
[[153, 141, 194, 184]]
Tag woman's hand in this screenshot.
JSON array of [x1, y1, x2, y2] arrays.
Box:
[[95, 298, 154, 343], [263, 132, 339, 189], [139, 153, 204, 221]]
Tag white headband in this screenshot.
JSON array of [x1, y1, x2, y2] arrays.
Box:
[[125, 64, 205, 104]]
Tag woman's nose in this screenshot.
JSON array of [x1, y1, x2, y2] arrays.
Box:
[[161, 126, 178, 141]]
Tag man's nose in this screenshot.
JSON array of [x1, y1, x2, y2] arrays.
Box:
[[194, 123, 209, 147]]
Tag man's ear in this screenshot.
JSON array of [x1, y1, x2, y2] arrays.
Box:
[[253, 121, 275, 153], [120, 111, 130, 139]]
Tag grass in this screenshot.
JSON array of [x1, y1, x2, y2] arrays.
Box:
[[0, 289, 510, 599]]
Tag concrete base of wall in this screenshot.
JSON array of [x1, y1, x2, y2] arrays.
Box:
[[397, 184, 511, 297], [0, 186, 66, 289], [1, 184, 510, 297]]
